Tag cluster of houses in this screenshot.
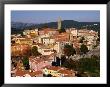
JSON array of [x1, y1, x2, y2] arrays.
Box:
[[11, 27, 99, 56], [11, 21, 99, 77]]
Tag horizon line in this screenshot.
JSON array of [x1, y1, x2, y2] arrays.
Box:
[[11, 20, 100, 24]]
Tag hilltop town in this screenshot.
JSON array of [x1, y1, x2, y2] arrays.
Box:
[[11, 18, 100, 77]]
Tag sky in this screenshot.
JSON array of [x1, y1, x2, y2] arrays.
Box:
[[11, 10, 100, 23]]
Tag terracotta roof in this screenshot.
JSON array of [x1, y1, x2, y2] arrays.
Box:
[[55, 38, 70, 42], [15, 69, 26, 76], [39, 28, 58, 35], [15, 69, 42, 77], [43, 66, 62, 71], [17, 39, 32, 41], [29, 58, 44, 64], [43, 65, 76, 77], [28, 71, 42, 77]]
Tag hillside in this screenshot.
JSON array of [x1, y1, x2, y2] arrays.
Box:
[[11, 20, 100, 34]]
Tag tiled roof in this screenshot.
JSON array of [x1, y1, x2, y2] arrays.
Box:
[[43, 66, 62, 71], [15, 69, 42, 77], [43, 65, 76, 77], [29, 58, 44, 64], [39, 28, 58, 35]]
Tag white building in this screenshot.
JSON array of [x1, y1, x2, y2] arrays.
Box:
[[53, 42, 64, 54], [42, 37, 55, 45], [23, 28, 38, 36], [71, 29, 78, 36]]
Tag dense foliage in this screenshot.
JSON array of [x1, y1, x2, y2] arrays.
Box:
[[80, 44, 89, 54], [79, 37, 85, 43], [31, 46, 41, 56], [61, 55, 100, 77], [63, 44, 76, 57], [22, 56, 30, 70]]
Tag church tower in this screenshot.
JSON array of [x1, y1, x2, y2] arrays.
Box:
[[58, 17, 61, 30]]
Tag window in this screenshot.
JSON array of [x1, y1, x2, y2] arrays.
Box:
[[48, 70, 51, 74]]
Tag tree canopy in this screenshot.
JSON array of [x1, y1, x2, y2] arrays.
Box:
[[80, 44, 88, 54], [79, 37, 85, 43], [58, 28, 66, 33], [61, 55, 100, 77], [63, 44, 76, 57], [22, 56, 30, 70], [31, 46, 41, 56]]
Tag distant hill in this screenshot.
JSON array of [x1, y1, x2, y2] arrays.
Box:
[[11, 20, 100, 34]]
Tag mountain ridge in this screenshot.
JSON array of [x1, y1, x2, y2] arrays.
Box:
[[11, 20, 100, 34]]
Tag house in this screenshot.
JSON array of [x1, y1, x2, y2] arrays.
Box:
[[15, 38, 33, 45], [38, 28, 59, 36], [11, 44, 31, 56], [42, 66, 76, 77], [29, 57, 51, 71], [42, 37, 55, 45], [23, 29, 38, 36], [14, 69, 43, 77]]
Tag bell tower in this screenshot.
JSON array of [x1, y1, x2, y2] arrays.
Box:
[[58, 17, 61, 30]]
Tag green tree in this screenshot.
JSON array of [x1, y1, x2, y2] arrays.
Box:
[[31, 46, 41, 56], [22, 56, 30, 70], [58, 28, 66, 33], [79, 37, 85, 43], [64, 44, 76, 57], [80, 44, 88, 54], [61, 55, 100, 77], [77, 57, 100, 76]]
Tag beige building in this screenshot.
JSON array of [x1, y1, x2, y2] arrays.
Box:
[[42, 66, 76, 77], [42, 37, 55, 45], [23, 29, 38, 36], [15, 38, 33, 45], [38, 28, 59, 36]]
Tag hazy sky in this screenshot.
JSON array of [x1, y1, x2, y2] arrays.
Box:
[[11, 10, 100, 23]]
